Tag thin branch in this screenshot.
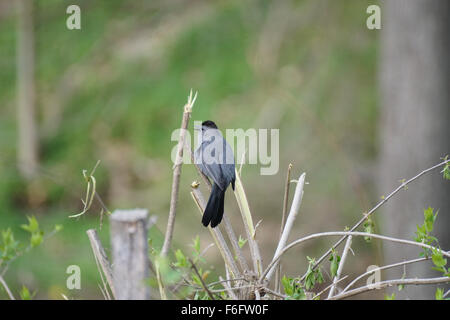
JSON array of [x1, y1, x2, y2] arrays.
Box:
[[328, 235, 352, 298], [0, 274, 15, 300], [161, 90, 197, 257], [260, 231, 450, 282], [275, 163, 292, 293], [302, 159, 450, 281], [342, 256, 430, 293], [189, 258, 215, 300], [219, 276, 238, 300], [233, 170, 263, 276], [86, 229, 116, 299], [263, 286, 288, 300], [264, 172, 306, 282], [313, 275, 349, 300], [329, 277, 450, 300]]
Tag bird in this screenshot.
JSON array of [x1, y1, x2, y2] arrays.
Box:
[[194, 120, 235, 228]]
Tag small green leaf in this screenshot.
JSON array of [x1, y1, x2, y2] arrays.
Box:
[[435, 288, 444, 300], [21, 216, 40, 234], [20, 285, 34, 300], [238, 235, 247, 249], [432, 249, 447, 268], [329, 249, 341, 278], [173, 249, 187, 268], [192, 235, 200, 253], [385, 293, 396, 300]]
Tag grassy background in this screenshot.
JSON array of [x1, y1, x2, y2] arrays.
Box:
[[0, 0, 379, 299]]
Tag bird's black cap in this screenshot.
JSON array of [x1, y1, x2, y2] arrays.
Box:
[[202, 120, 218, 129]]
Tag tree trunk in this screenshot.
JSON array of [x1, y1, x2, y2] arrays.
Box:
[[379, 0, 450, 299], [16, 0, 38, 179]]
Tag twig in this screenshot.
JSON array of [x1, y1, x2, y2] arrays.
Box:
[[313, 275, 349, 300], [219, 276, 238, 300], [86, 229, 116, 299], [189, 258, 215, 300], [233, 169, 263, 276], [0, 274, 15, 300], [161, 90, 197, 257], [264, 172, 306, 282], [263, 286, 288, 300], [275, 163, 292, 293], [328, 236, 352, 298], [443, 289, 450, 299], [342, 256, 430, 293], [329, 277, 450, 300], [260, 231, 450, 282], [302, 159, 450, 281]]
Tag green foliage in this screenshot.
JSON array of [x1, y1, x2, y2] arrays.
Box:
[[21, 216, 44, 248], [384, 293, 396, 300], [435, 288, 448, 300], [19, 285, 36, 300], [281, 275, 306, 300], [0, 228, 20, 263], [238, 235, 247, 249], [431, 248, 449, 277], [442, 156, 450, 180], [414, 207, 439, 257], [304, 256, 324, 291], [363, 215, 375, 243], [329, 249, 341, 278]]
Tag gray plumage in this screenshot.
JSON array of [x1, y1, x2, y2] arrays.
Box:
[[194, 120, 235, 227]]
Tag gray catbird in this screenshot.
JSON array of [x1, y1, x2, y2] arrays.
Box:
[[194, 120, 235, 228]]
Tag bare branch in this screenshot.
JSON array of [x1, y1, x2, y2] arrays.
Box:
[[0, 274, 15, 300], [264, 172, 306, 282], [342, 256, 430, 293], [329, 277, 450, 300], [87, 229, 115, 299], [328, 236, 352, 298], [275, 163, 293, 293], [161, 90, 197, 257], [260, 231, 450, 282], [302, 159, 450, 281], [189, 258, 215, 300]]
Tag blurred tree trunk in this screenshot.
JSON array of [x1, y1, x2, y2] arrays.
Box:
[[16, 0, 38, 179], [379, 0, 450, 299]]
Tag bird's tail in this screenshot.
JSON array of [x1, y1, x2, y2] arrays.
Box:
[[202, 184, 225, 228]]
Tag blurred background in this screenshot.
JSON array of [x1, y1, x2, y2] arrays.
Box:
[[0, 0, 448, 299]]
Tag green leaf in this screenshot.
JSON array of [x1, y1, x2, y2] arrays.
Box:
[[173, 249, 187, 268], [432, 249, 447, 268], [435, 288, 444, 300], [281, 275, 293, 296], [384, 293, 395, 300], [363, 216, 374, 243], [192, 235, 200, 253], [238, 235, 247, 249], [30, 231, 43, 248], [21, 216, 40, 234], [329, 249, 341, 278], [19, 285, 35, 300]]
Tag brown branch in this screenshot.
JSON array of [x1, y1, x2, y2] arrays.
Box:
[[189, 258, 215, 300], [161, 90, 197, 257]]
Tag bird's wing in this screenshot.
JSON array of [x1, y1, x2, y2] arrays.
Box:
[[194, 129, 235, 190]]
